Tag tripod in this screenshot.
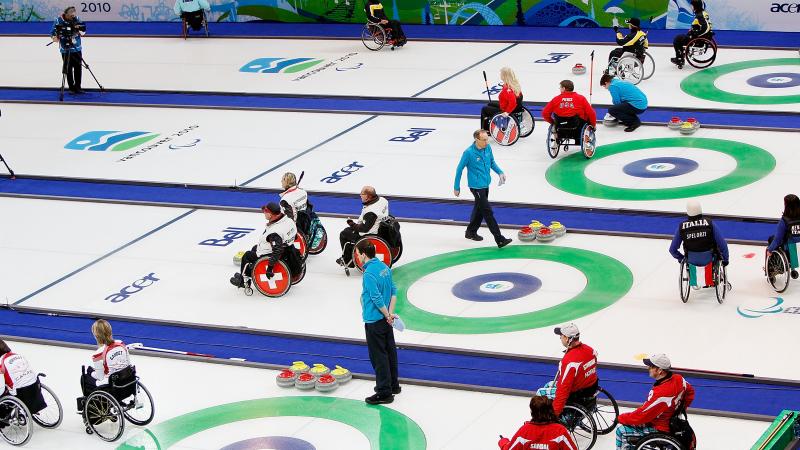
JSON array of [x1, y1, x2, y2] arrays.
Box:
[[0, 153, 15, 179], [58, 48, 104, 102]]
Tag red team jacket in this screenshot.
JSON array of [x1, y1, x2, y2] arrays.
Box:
[[618, 373, 695, 432], [498, 86, 518, 113], [553, 343, 598, 415], [541, 92, 597, 127], [499, 422, 578, 450]]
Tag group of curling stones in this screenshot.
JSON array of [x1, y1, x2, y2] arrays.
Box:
[[602, 114, 701, 135], [517, 220, 567, 243], [276, 361, 353, 393]]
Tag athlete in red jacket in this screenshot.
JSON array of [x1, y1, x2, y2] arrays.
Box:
[[499, 396, 578, 450], [616, 353, 696, 449], [536, 323, 599, 416], [541, 80, 597, 128]]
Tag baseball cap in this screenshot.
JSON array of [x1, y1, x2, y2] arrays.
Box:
[[554, 323, 580, 338], [643, 353, 672, 370], [625, 17, 641, 27], [262, 202, 281, 214]]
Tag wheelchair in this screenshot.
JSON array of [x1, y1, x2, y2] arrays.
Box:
[[361, 21, 403, 51], [181, 9, 209, 39], [244, 253, 306, 298], [606, 51, 655, 85], [765, 242, 799, 293], [546, 116, 596, 160], [559, 387, 619, 450], [0, 375, 63, 446], [341, 217, 402, 276], [82, 366, 154, 442], [678, 34, 717, 69], [297, 209, 328, 255], [630, 409, 696, 450], [488, 106, 535, 146], [678, 253, 728, 304]]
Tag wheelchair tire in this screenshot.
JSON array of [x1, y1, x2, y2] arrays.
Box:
[[31, 382, 63, 429], [580, 124, 596, 159], [291, 263, 307, 285], [353, 236, 393, 273], [714, 262, 727, 303], [361, 23, 386, 51], [560, 404, 597, 450], [767, 250, 790, 293], [489, 113, 520, 146], [592, 388, 619, 435], [546, 124, 559, 159], [518, 107, 535, 138], [634, 433, 683, 450], [84, 390, 125, 442], [686, 36, 717, 69], [0, 396, 33, 446], [252, 258, 292, 298], [616, 55, 644, 85], [391, 242, 403, 263], [679, 259, 691, 303], [294, 232, 309, 262], [642, 51, 655, 80], [121, 381, 154, 426], [308, 225, 328, 255]]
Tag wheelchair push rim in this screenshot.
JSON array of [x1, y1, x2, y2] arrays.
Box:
[[361, 24, 386, 51], [84, 390, 125, 442], [714, 263, 727, 303], [592, 388, 619, 435], [308, 225, 328, 255], [32, 383, 63, 429], [617, 56, 644, 85], [686, 37, 717, 69], [642, 51, 655, 80], [767, 250, 790, 293], [291, 263, 307, 285], [679, 259, 691, 303], [122, 381, 155, 426], [560, 404, 597, 450], [489, 113, 520, 146], [518, 107, 535, 138], [581, 125, 596, 159], [0, 396, 33, 446], [353, 236, 393, 273], [634, 433, 684, 450], [546, 124, 559, 159], [252, 258, 292, 297], [294, 232, 309, 262]]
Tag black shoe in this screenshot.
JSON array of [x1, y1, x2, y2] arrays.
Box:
[[392, 386, 402, 395], [336, 257, 347, 267], [365, 393, 394, 405], [792, 269, 799, 280], [497, 238, 512, 248], [230, 273, 244, 288], [74, 88, 85, 94], [465, 233, 483, 241], [624, 123, 640, 132], [670, 57, 684, 67]]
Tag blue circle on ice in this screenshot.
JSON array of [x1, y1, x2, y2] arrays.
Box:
[[221, 436, 316, 450], [451, 272, 542, 302], [746, 73, 800, 88], [622, 157, 699, 178]]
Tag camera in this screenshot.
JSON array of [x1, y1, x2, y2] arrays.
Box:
[[54, 21, 85, 47]]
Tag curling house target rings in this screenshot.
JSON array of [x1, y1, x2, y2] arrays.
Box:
[[681, 58, 800, 104]]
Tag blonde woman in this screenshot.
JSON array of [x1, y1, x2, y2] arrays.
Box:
[[79, 319, 131, 402], [480, 67, 524, 131], [279, 172, 309, 225]]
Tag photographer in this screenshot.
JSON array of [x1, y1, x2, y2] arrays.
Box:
[[50, 6, 86, 94]]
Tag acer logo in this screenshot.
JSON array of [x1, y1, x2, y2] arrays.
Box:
[[770, 3, 800, 12]]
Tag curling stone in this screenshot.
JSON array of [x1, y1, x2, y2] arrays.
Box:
[[518, 226, 537, 242], [331, 365, 352, 383], [603, 113, 619, 127], [685, 117, 700, 130], [234, 250, 245, 266], [276, 369, 297, 387], [536, 226, 557, 242], [309, 363, 330, 377], [288, 361, 310, 373], [315, 374, 339, 392], [679, 121, 697, 135], [572, 63, 587, 75], [667, 117, 682, 130], [295, 372, 317, 390], [529, 220, 543, 233], [549, 221, 567, 237]]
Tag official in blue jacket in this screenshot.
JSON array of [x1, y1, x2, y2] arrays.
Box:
[[600, 73, 648, 132], [454, 129, 512, 248], [174, 0, 210, 30]]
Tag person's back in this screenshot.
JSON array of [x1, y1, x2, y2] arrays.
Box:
[[174, 0, 209, 15], [92, 340, 131, 382], [542, 80, 596, 128], [670, 201, 728, 267], [501, 422, 576, 450], [622, 372, 694, 432], [0, 350, 37, 395], [365, 0, 387, 22], [553, 342, 598, 412], [691, 9, 712, 37]]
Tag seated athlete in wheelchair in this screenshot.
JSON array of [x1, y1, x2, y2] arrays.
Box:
[[481, 67, 535, 146], [174, 0, 210, 35], [606, 18, 651, 85], [337, 186, 402, 274], [617, 354, 696, 450], [609, 17, 647, 65], [364, 0, 406, 48], [0, 339, 48, 420], [542, 81, 597, 160], [765, 194, 800, 292], [671, 0, 716, 69], [230, 202, 305, 296], [78, 320, 135, 409], [279, 172, 327, 255]]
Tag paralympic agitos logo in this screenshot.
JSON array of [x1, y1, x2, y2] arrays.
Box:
[[737, 297, 800, 318]]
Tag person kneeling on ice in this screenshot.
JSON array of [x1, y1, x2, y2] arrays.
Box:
[[600, 73, 648, 132], [669, 200, 729, 287], [230, 202, 299, 289], [498, 396, 577, 449], [77, 319, 133, 412]]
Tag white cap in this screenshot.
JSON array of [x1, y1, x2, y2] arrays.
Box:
[[643, 353, 672, 370], [554, 323, 580, 338], [686, 200, 702, 217]]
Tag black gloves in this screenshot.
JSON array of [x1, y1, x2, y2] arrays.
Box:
[[613, 25, 619, 32], [266, 266, 274, 278], [722, 260, 729, 267]]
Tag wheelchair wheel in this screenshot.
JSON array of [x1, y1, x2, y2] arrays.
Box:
[[560, 404, 597, 450], [679, 259, 691, 303], [518, 107, 535, 138], [353, 236, 393, 273], [291, 263, 306, 285], [252, 258, 292, 297], [489, 113, 520, 146], [546, 124, 559, 159], [634, 433, 683, 450], [642, 51, 655, 80], [767, 250, 790, 293], [714, 262, 727, 304], [294, 232, 309, 262], [580, 124, 596, 159], [31, 382, 62, 429], [616, 55, 644, 85], [121, 381, 154, 426], [84, 390, 125, 442], [0, 396, 33, 446], [308, 224, 328, 255], [390, 243, 403, 263], [686, 36, 717, 69], [361, 24, 386, 51], [592, 388, 619, 435]]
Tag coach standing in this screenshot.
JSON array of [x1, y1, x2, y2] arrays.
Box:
[[356, 239, 401, 405], [454, 129, 513, 248]]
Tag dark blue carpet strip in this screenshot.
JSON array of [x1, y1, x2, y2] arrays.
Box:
[[0, 308, 796, 417], [1, 88, 798, 131], [1, 22, 799, 48], [0, 176, 776, 241]]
